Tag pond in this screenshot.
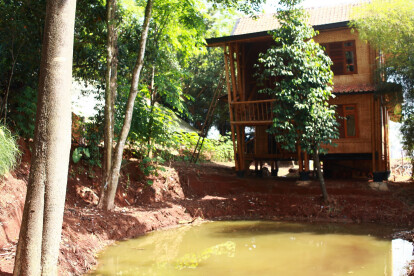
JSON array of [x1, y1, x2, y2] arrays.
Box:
[[91, 221, 412, 276]]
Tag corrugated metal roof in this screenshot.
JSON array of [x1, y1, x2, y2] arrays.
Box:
[[232, 3, 361, 36]]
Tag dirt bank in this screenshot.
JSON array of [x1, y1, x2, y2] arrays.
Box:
[[1, 160, 414, 275]]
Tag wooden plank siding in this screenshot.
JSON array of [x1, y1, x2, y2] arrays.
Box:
[[323, 93, 373, 154]]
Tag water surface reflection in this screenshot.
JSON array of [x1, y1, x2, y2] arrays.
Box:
[[91, 221, 412, 276]]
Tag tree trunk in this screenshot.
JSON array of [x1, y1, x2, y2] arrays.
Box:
[[147, 65, 156, 158], [99, 0, 118, 208], [13, 0, 76, 275], [101, 0, 154, 211], [313, 148, 329, 203]]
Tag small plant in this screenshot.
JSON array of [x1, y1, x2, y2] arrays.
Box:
[[0, 125, 20, 176], [139, 156, 166, 186], [72, 147, 90, 163], [124, 173, 131, 192], [72, 115, 103, 168], [169, 131, 234, 162], [87, 166, 96, 179]]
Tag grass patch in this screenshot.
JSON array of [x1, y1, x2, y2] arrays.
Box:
[[0, 125, 20, 176]]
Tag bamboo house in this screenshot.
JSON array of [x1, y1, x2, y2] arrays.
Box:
[[206, 3, 400, 180]]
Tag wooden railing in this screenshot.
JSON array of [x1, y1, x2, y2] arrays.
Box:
[[230, 99, 275, 125]]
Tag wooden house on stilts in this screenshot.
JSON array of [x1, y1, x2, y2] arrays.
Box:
[[206, 4, 398, 180]]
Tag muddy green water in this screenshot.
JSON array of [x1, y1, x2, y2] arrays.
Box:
[[91, 221, 412, 276]]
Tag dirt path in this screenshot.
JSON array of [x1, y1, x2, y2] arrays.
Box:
[[1, 161, 413, 275]]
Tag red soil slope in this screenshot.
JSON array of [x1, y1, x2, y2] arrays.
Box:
[[0, 159, 413, 275]]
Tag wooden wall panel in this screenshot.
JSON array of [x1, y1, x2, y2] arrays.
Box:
[[314, 28, 375, 86], [255, 126, 268, 154], [323, 93, 373, 154]]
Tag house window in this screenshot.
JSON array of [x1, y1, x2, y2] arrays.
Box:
[[321, 40, 357, 75], [336, 104, 359, 138]]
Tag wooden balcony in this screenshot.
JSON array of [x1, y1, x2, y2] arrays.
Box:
[[230, 99, 275, 125]]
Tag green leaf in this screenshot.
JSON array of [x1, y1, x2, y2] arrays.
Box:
[[72, 148, 83, 164], [83, 148, 90, 158]]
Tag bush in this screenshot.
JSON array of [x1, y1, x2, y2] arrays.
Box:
[[170, 132, 234, 162], [0, 125, 20, 176]]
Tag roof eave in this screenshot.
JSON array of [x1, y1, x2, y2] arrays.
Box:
[[206, 21, 350, 47], [333, 90, 375, 95]]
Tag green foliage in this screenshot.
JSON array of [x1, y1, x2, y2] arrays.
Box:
[[351, 0, 414, 162], [203, 134, 234, 162], [73, 0, 107, 81], [72, 147, 91, 164], [0, 1, 45, 91], [82, 122, 103, 167], [128, 91, 180, 151], [183, 4, 239, 136], [0, 1, 44, 132], [351, 0, 414, 78], [139, 156, 166, 185], [255, 0, 339, 154], [0, 1, 107, 136], [9, 87, 37, 138], [183, 48, 229, 135], [209, 0, 265, 15], [72, 114, 103, 167], [0, 125, 20, 176], [171, 132, 234, 162]]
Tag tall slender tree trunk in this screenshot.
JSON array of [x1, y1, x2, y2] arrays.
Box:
[[313, 148, 329, 203], [101, 0, 154, 211], [1, 38, 22, 123], [13, 0, 76, 275], [99, 0, 118, 208], [147, 65, 156, 159]]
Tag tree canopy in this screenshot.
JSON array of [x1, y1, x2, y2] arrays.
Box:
[[351, 0, 414, 172]]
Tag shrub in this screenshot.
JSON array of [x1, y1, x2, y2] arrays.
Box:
[[0, 125, 20, 176], [170, 132, 234, 162]]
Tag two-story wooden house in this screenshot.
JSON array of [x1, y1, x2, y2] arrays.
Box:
[[206, 3, 393, 180]]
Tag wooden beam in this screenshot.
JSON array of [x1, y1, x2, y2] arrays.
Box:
[[382, 104, 389, 171], [231, 99, 275, 105], [254, 126, 257, 156], [304, 152, 309, 171], [371, 94, 376, 172], [242, 44, 246, 101], [229, 44, 238, 103], [236, 125, 244, 171], [230, 120, 273, 125], [385, 106, 390, 171], [378, 98, 384, 171], [297, 144, 303, 172], [375, 97, 381, 171], [232, 45, 246, 172], [224, 45, 239, 171], [235, 43, 244, 101]]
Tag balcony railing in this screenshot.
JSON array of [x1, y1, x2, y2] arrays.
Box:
[[230, 99, 275, 125]]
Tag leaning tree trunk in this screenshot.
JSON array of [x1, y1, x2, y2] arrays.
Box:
[[313, 148, 329, 203], [99, 0, 119, 208], [101, 0, 154, 211], [13, 0, 76, 275]]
